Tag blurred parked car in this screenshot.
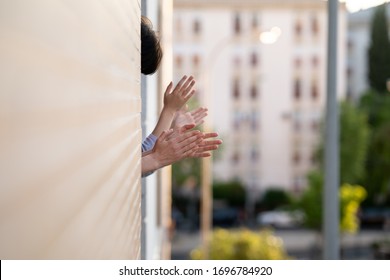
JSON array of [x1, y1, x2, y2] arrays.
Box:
[[257, 209, 304, 229], [212, 207, 239, 228], [359, 207, 390, 229]]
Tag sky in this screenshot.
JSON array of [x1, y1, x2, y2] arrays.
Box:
[[341, 0, 389, 13]]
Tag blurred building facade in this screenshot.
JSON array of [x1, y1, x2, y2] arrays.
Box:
[[172, 0, 346, 195], [347, 4, 390, 101]]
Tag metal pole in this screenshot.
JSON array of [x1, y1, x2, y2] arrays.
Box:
[[201, 151, 212, 259], [323, 0, 340, 260]]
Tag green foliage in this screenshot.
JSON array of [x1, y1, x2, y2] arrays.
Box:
[[296, 172, 367, 234], [213, 180, 246, 207], [339, 101, 370, 184], [190, 228, 291, 260], [172, 158, 201, 188], [257, 188, 292, 210], [368, 3, 390, 92], [296, 170, 323, 230], [317, 101, 370, 184], [368, 123, 390, 198], [359, 91, 390, 205], [359, 90, 390, 128]]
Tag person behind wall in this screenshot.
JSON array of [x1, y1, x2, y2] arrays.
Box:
[[140, 16, 222, 176]]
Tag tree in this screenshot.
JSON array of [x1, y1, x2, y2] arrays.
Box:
[[368, 3, 390, 93], [317, 101, 370, 184], [256, 188, 292, 211], [359, 91, 390, 205], [213, 180, 246, 207], [365, 122, 390, 204], [297, 171, 367, 234], [296, 101, 370, 230]]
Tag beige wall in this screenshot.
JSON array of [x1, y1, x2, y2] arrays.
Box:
[[0, 0, 142, 259]]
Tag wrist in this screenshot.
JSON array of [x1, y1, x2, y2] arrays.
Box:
[[150, 149, 171, 170], [161, 106, 177, 117]]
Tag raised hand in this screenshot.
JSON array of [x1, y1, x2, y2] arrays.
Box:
[[173, 105, 208, 129], [193, 132, 222, 158], [163, 75, 196, 113], [143, 124, 204, 174]]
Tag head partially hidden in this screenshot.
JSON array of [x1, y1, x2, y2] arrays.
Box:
[[141, 16, 163, 75]]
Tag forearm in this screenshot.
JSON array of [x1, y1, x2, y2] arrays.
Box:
[[142, 152, 162, 175], [151, 107, 176, 137]]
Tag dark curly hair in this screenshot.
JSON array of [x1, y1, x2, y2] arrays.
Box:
[[141, 16, 163, 75]]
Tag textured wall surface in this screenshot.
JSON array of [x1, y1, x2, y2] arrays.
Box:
[[0, 0, 142, 259]]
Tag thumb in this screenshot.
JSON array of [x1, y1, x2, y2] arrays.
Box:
[[158, 129, 173, 141], [180, 123, 195, 132], [164, 82, 173, 96]]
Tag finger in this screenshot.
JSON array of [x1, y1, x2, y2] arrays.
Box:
[[199, 139, 223, 146], [190, 107, 205, 115], [177, 133, 202, 150], [178, 131, 202, 145], [191, 107, 208, 115], [197, 144, 220, 152], [193, 113, 207, 125], [173, 75, 188, 92], [183, 89, 195, 102], [181, 76, 195, 93], [182, 142, 199, 156], [193, 152, 211, 158], [164, 82, 173, 96], [191, 108, 208, 120], [158, 129, 173, 141], [179, 123, 196, 133], [195, 119, 205, 126], [172, 128, 200, 142], [203, 132, 219, 139]]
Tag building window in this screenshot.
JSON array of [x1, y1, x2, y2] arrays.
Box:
[[312, 56, 319, 68], [175, 17, 182, 35], [311, 82, 318, 100], [293, 176, 303, 194], [294, 19, 302, 38], [232, 152, 240, 164], [250, 84, 258, 99], [347, 67, 353, 79], [175, 55, 183, 68], [251, 149, 258, 162], [294, 79, 301, 100], [233, 79, 240, 99], [233, 56, 241, 67], [311, 14, 319, 36], [251, 110, 258, 130], [348, 40, 354, 52], [250, 52, 258, 67], [294, 120, 301, 132], [294, 57, 302, 69], [234, 13, 241, 35], [193, 54, 200, 68], [233, 110, 241, 129], [193, 19, 201, 35], [293, 151, 301, 164], [310, 151, 317, 165], [311, 120, 319, 132], [251, 14, 259, 30]]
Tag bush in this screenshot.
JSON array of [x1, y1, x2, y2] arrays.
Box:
[[256, 188, 292, 211], [190, 228, 291, 260], [213, 181, 246, 207]]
